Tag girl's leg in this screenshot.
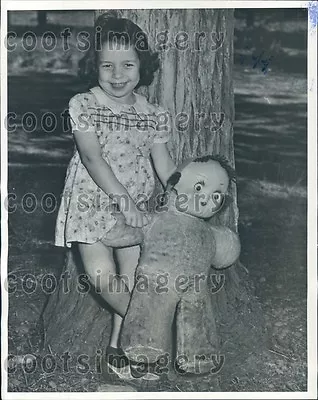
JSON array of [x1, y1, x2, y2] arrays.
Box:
[[78, 242, 142, 376], [78, 241, 131, 318], [113, 245, 140, 347], [115, 244, 140, 291], [114, 245, 159, 380]]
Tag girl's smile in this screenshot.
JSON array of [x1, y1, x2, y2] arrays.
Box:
[[98, 42, 140, 104]]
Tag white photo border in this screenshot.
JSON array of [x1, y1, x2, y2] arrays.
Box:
[[1, 1, 317, 399]]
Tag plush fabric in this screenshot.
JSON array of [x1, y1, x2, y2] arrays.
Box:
[[100, 158, 241, 374]]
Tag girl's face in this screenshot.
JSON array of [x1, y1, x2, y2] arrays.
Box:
[[98, 41, 140, 104]]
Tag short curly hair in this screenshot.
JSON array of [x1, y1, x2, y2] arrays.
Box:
[[78, 13, 160, 89]]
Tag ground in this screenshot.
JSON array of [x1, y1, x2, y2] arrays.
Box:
[[5, 9, 308, 393]]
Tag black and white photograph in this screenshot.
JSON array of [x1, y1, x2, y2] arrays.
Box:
[[1, 1, 317, 397]]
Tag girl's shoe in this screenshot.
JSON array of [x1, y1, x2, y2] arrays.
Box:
[[105, 347, 159, 381], [105, 346, 132, 379], [130, 362, 160, 381], [106, 346, 129, 368]]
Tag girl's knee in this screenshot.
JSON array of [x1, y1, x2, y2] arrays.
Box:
[[78, 242, 116, 281], [78, 242, 132, 294]]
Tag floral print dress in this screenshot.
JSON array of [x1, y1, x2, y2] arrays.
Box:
[[55, 86, 171, 248]]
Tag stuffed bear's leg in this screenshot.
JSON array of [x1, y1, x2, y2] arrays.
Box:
[[175, 283, 221, 375], [121, 271, 179, 365]]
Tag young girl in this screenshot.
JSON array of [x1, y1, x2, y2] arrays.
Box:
[[55, 13, 176, 377]]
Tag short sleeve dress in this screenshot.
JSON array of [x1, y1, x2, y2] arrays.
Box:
[[55, 86, 172, 248]]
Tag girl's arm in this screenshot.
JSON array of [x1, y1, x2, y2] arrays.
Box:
[[151, 143, 176, 187], [74, 130, 148, 227]]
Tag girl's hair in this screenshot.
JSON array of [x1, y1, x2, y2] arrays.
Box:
[[79, 12, 160, 89]]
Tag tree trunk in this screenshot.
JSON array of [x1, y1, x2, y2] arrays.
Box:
[[37, 11, 47, 31], [42, 8, 265, 378]]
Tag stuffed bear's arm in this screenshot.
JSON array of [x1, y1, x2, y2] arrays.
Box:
[[208, 225, 241, 269]]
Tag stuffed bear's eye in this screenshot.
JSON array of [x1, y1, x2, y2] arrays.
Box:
[[194, 183, 203, 192], [212, 192, 223, 204]]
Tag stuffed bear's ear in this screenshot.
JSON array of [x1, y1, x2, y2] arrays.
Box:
[[165, 171, 181, 192]]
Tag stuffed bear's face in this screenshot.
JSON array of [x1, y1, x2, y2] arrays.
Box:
[[172, 160, 229, 219]]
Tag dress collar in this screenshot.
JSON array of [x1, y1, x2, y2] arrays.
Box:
[[89, 86, 145, 114]]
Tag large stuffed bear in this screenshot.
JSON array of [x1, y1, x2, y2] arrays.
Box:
[[101, 155, 241, 376]]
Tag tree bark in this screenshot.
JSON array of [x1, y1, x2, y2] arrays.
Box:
[[37, 11, 47, 31], [42, 8, 265, 373]]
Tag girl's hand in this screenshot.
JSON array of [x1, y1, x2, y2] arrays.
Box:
[[122, 205, 149, 228], [120, 199, 149, 228]]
